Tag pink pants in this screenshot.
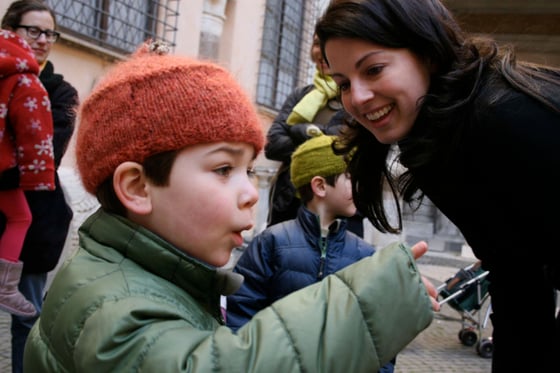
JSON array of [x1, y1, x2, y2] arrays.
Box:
[[0, 188, 32, 262]]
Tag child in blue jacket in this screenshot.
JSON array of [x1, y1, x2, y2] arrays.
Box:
[[227, 133, 396, 372]]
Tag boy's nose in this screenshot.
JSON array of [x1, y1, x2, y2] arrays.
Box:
[[240, 180, 259, 208]]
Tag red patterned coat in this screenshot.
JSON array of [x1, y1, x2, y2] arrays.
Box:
[[0, 30, 54, 191]]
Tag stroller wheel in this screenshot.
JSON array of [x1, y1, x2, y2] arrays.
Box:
[[476, 338, 494, 358], [458, 328, 478, 346]]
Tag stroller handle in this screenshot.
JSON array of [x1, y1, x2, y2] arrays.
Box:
[[438, 270, 489, 307]]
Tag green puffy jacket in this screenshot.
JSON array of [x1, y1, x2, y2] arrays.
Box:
[[24, 209, 433, 372]]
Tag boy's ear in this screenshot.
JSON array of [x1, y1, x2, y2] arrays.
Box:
[[310, 175, 327, 198], [113, 162, 152, 215]]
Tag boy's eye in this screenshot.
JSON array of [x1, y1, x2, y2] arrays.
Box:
[[247, 168, 256, 179]]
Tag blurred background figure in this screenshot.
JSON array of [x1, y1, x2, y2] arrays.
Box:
[[264, 33, 365, 237], [0, 29, 55, 319], [1, 1, 79, 372]]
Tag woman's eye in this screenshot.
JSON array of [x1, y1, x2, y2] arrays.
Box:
[[214, 166, 233, 176], [338, 81, 350, 92], [367, 65, 383, 75]]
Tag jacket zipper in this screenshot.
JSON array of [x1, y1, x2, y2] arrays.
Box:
[[317, 235, 327, 279]]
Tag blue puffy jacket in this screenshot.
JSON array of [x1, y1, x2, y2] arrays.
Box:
[[227, 206, 375, 331]]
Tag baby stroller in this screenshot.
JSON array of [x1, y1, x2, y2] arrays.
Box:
[[437, 261, 494, 358]]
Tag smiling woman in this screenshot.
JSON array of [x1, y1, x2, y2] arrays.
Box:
[[315, 0, 560, 372], [325, 38, 430, 144]]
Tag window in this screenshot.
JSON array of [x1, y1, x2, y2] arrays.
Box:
[[47, 0, 179, 55], [256, 0, 321, 111]]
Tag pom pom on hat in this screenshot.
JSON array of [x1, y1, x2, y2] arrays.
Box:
[[76, 40, 264, 195], [290, 133, 347, 190]]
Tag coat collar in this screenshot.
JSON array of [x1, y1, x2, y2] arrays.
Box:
[[297, 205, 347, 240], [79, 209, 243, 312]]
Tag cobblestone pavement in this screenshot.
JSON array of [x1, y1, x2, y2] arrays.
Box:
[[395, 258, 493, 373], [0, 253, 492, 372]]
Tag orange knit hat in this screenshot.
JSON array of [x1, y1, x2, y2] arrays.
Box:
[[76, 41, 264, 195]]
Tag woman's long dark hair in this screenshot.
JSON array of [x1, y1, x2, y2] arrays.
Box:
[[316, 0, 560, 233]]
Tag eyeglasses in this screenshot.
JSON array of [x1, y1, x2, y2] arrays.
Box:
[[15, 25, 60, 43]]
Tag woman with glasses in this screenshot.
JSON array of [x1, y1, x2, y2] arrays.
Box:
[[1, 1, 79, 372], [13, 24, 59, 43]]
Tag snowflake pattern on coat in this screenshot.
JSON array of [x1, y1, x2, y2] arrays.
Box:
[[0, 30, 54, 191]]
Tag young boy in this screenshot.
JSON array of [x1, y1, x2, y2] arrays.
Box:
[[227, 133, 396, 372], [24, 40, 438, 372]]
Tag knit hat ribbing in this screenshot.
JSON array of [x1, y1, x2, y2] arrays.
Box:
[[76, 41, 264, 195], [290, 134, 347, 189]]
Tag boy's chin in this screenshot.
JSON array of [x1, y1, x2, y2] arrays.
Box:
[[212, 251, 236, 269]]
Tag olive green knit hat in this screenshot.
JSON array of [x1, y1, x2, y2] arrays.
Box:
[[290, 133, 347, 189]]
